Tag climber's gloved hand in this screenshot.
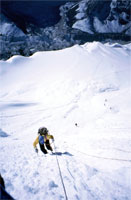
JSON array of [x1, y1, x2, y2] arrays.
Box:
[[35, 147, 38, 153]]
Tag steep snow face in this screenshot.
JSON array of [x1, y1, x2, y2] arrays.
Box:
[[0, 42, 131, 200], [65, 0, 130, 35]]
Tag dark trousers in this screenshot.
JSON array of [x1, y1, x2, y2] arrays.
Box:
[[39, 140, 53, 154]]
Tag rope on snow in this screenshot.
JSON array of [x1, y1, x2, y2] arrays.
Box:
[[53, 142, 68, 200], [67, 144, 131, 163]]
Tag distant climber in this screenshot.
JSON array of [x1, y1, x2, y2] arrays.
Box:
[[33, 127, 54, 154]]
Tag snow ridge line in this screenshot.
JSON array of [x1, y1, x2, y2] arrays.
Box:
[[53, 142, 68, 200]]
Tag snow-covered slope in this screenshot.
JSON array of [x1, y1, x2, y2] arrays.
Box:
[[0, 42, 131, 200]]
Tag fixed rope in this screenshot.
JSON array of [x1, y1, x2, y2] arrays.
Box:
[[53, 142, 68, 200], [67, 144, 131, 163]]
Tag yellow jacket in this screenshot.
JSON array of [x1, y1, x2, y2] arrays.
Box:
[[33, 134, 54, 148]]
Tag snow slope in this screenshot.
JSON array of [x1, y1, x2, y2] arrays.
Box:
[[0, 42, 131, 200]]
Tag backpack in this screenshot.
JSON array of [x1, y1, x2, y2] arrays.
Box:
[[39, 135, 44, 145]]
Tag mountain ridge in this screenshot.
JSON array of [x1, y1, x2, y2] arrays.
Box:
[[0, 0, 130, 60]]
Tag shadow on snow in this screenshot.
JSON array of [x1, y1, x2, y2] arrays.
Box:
[[0, 129, 9, 137], [52, 152, 73, 156]]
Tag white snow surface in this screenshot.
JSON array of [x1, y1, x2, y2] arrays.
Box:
[[0, 42, 131, 200]]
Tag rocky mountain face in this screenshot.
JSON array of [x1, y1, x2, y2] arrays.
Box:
[[0, 0, 130, 60]]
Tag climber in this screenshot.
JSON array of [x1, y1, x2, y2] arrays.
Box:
[[33, 127, 54, 154]]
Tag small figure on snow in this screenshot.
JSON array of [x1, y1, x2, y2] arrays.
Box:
[[33, 127, 54, 154]]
